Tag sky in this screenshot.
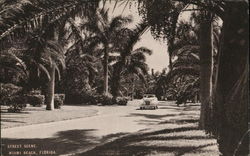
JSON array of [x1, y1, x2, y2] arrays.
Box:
[[103, 1, 169, 72]]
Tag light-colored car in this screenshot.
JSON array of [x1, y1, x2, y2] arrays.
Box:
[[140, 94, 159, 110]]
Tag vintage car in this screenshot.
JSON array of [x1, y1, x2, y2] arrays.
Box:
[[140, 94, 159, 110]]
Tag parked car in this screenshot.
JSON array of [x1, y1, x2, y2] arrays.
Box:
[[140, 94, 159, 110]]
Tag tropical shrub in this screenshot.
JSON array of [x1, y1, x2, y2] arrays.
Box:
[[6, 96, 27, 113], [116, 97, 129, 106], [29, 90, 42, 95], [54, 94, 65, 109], [96, 94, 114, 105], [65, 91, 97, 104], [26, 95, 45, 107], [0, 83, 23, 105]]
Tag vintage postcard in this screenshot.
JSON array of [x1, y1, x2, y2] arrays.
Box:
[[0, 0, 248, 155]]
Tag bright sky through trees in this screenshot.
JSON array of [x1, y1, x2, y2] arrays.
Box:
[[103, 1, 169, 72]]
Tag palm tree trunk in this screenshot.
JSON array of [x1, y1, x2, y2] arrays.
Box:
[[214, 2, 249, 155], [103, 47, 109, 95], [111, 65, 122, 99], [45, 63, 55, 110], [168, 54, 173, 71], [199, 11, 213, 129], [168, 11, 179, 71], [131, 76, 135, 100], [111, 54, 127, 99]]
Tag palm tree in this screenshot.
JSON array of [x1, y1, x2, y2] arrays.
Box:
[[0, 0, 98, 110], [83, 8, 133, 95], [121, 49, 151, 100], [110, 22, 150, 98], [188, 10, 215, 129], [172, 16, 218, 129], [164, 40, 200, 104], [118, 1, 249, 154], [65, 51, 98, 100], [24, 24, 65, 110], [213, 2, 249, 155], [154, 69, 168, 100], [0, 28, 65, 111], [111, 46, 152, 98]]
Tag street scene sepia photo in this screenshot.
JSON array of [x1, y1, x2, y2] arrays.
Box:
[[0, 0, 249, 155]]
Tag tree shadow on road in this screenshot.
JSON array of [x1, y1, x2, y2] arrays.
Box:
[[127, 113, 178, 120], [1, 129, 128, 156], [77, 125, 218, 156], [158, 118, 199, 125], [1, 118, 26, 124], [77, 104, 218, 156]]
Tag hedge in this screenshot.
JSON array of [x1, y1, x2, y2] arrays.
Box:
[[6, 96, 27, 112], [116, 97, 129, 106], [0, 83, 22, 105], [26, 95, 45, 107], [54, 94, 65, 109]]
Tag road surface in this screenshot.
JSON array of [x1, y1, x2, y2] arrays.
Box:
[[1, 101, 218, 156]]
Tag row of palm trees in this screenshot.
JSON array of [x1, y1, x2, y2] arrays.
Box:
[[0, 1, 151, 109], [137, 0, 248, 155], [62, 8, 152, 99]]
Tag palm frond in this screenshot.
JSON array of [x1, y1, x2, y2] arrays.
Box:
[[0, 0, 99, 41], [172, 45, 200, 57], [133, 47, 152, 55], [37, 63, 50, 80], [67, 18, 85, 53], [172, 56, 200, 69], [108, 15, 133, 32], [166, 66, 200, 83], [0, 50, 27, 75], [54, 63, 61, 80]]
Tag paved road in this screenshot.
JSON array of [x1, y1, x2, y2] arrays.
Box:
[[2, 101, 181, 155]]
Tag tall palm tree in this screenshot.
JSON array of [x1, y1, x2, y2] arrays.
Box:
[[154, 69, 168, 100], [166, 26, 199, 102], [188, 10, 215, 129], [0, 0, 98, 110], [121, 48, 151, 100], [213, 2, 249, 155], [172, 16, 219, 129], [24, 24, 65, 110], [198, 11, 214, 129], [83, 8, 133, 95], [118, 0, 249, 154], [111, 46, 152, 98], [169, 47, 200, 104], [0, 28, 65, 110], [110, 22, 150, 98]]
